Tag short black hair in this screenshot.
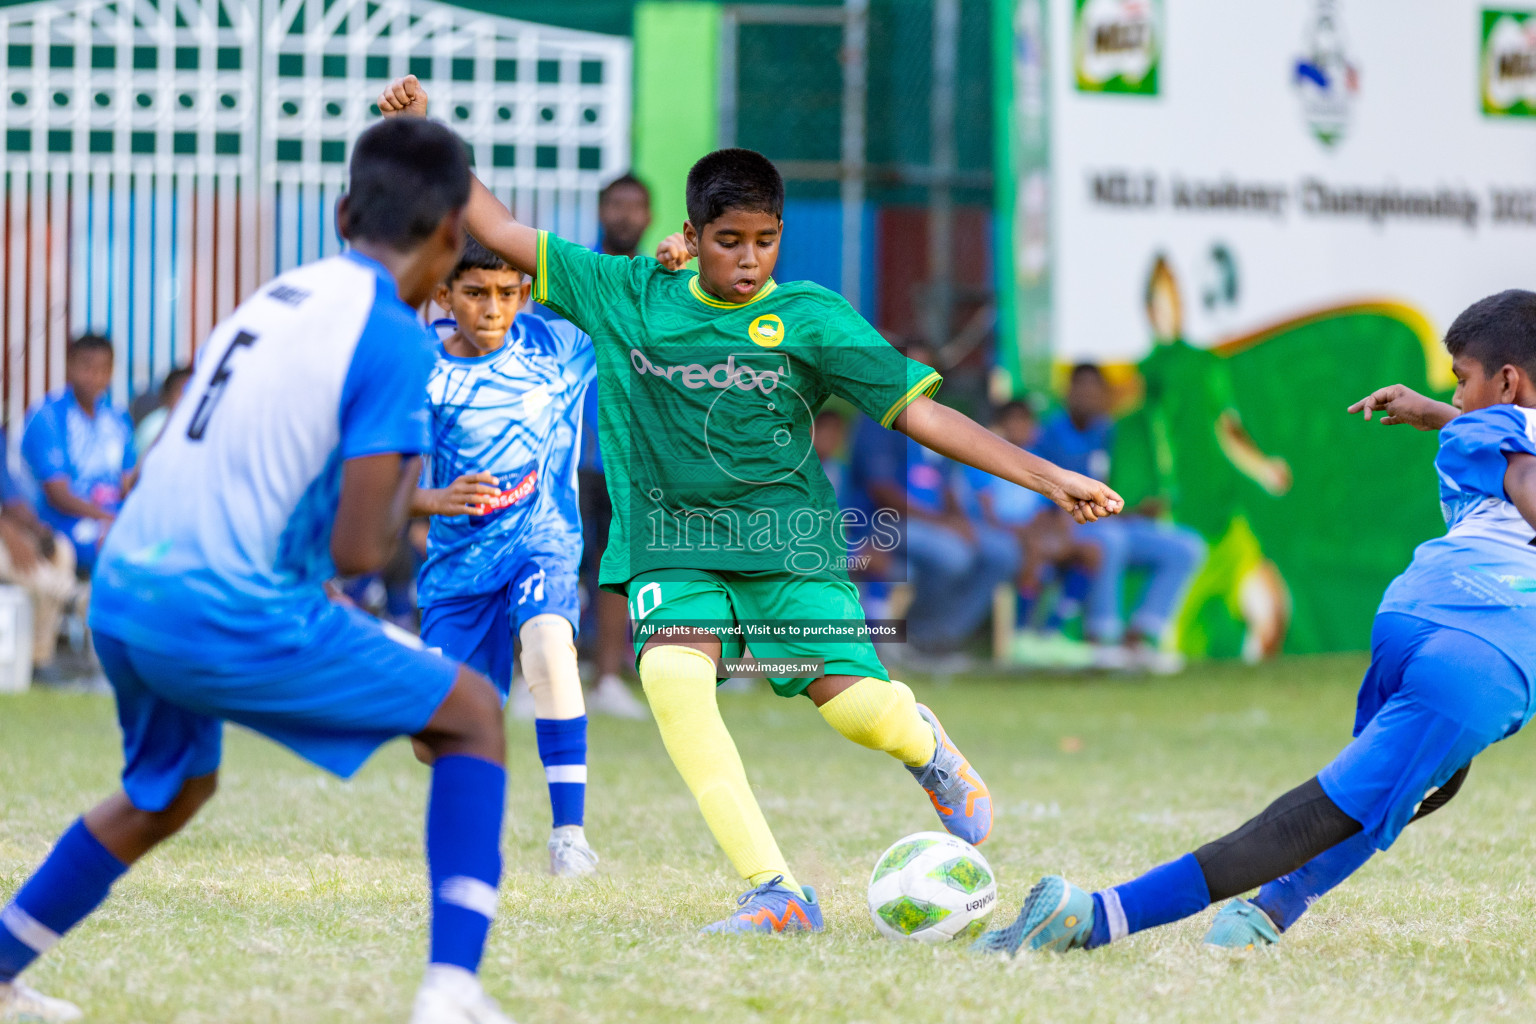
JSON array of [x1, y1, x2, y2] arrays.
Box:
[[1445, 289, 1536, 378], [1070, 362, 1105, 383], [445, 237, 520, 287], [599, 172, 650, 206], [345, 118, 470, 249], [161, 365, 194, 398], [68, 333, 113, 360], [993, 399, 1035, 423], [685, 149, 784, 229]]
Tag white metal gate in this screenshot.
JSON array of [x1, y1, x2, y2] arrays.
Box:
[[0, 0, 630, 429]]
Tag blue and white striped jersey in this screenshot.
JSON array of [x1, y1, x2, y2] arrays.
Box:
[[417, 312, 595, 604], [1380, 403, 1536, 716], [90, 251, 435, 657]]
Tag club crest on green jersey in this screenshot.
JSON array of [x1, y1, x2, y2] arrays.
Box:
[[749, 314, 785, 348]]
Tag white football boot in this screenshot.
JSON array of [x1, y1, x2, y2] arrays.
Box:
[[410, 967, 515, 1024], [547, 826, 599, 878], [0, 980, 83, 1022]]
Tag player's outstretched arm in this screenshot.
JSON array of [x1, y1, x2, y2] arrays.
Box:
[[333, 453, 422, 575], [894, 396, 1124, 523], [1347, 384, 1457, 431], [375, 75, 538, 277], [409, 471, 501, 517]]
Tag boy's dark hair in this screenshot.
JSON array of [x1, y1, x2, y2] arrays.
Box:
[[685, 148, 784, 229], [68, 333, 113, 360], [345, 119, 470, 249], [445, 237, 520, 287], [1070, 362, 1105, 383], [993, 399, 1035, 423], [1444, 289, 1536, 378], [161, 365, 194, 399], [600, 172, 651, 206]]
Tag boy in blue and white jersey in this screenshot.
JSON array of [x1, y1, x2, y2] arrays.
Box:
[[0, 120, 518, 1024], [411, 239, 601, 877], [977, 289, 1536, 958]]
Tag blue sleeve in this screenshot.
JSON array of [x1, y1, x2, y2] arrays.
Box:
[[338, 303, 434, 460], [21, 404, 68, 482], [549, 319, 596, 379], [1437, 405, 1536, 500]]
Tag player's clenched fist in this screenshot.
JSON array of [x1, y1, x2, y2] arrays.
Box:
[[1050, 471, 1124, 524], [655, 232, 692, 271], [377, 75, 429, 118]]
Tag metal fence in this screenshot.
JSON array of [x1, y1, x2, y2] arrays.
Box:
[[0, 0, 630, 430]]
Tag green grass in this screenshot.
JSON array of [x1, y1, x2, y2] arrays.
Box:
[[4, 656, 1536, 1022]]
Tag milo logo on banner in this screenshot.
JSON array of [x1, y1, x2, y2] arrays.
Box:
[[1482, 9, 1536, 117], [1073, 0, 1160, 96]]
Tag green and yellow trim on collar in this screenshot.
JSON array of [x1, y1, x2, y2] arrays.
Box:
[[687, 274, 778, 309], [878, 371, 943, 429], [534, 231, 550, 304]]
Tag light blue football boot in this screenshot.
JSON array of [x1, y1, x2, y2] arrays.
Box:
[[1202, 899, 1281, 950], [907, 704, 993, 846], [972, 875, 1095, 956], [699, 876, 825, 935]]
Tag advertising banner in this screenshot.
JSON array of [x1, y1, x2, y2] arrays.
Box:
[[1003, 0, 1536, 656]]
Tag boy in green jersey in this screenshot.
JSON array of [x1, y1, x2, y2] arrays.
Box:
[[379, 76, 1123, 933]]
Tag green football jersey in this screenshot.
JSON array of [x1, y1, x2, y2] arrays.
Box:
[[533, 231, 940, 586]]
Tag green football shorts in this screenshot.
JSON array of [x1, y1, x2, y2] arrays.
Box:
[[622, 568, 889, 698]]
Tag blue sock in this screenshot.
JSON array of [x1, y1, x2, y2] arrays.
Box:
[[0, 820, 127, 982], [427, 755, 505, 973], [535, 717, 588, 829], [1086, 852, 1211, 949], [1015, 591, 1038, 629], [1252, 831, 1376, 932]]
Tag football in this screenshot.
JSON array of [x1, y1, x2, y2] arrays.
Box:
[[867, 831, 998, 944]]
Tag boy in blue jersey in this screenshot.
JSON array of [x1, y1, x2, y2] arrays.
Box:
[[977, 289, 1536, 958], [0, 120, 518, 1024], [411, 238, 601, 877]]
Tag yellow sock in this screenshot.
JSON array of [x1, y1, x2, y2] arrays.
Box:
[[819, 678, 937, 767], [639, 645, 803, 897]]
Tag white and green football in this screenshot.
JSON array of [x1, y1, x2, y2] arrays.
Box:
[[866, 831, 997, 944]]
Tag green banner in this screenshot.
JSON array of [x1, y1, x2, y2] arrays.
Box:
[[994, 0, 1053, 395], [1481, 8, 1536, 117], [1073, 0, 1160, 96]]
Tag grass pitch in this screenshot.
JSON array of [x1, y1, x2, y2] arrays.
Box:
[[4, 655, 1536, 1023]]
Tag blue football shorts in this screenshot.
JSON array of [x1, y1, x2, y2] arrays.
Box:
[[97, 603, 461, 813], [1317, 611, 1528, 849], [419, 554, 580, 696]]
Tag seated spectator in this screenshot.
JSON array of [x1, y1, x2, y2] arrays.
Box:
[[22, 333, 137, 575], [850, 342, 1019, 658], [1035, 363, 1206, 673], [963, 401, 1102, 669], [134, 366, 193, 460], [0, 432, 78, 682]]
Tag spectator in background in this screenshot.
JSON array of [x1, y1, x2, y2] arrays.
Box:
[[1035, 362, 1206, 673], [576, 171, 654, 719], [0, 432, 78, 682], [850, 341, 1019, 660], [963, 401, 1101, 669], [22, 333, 136, 576], [133, 366, 193, 460]]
